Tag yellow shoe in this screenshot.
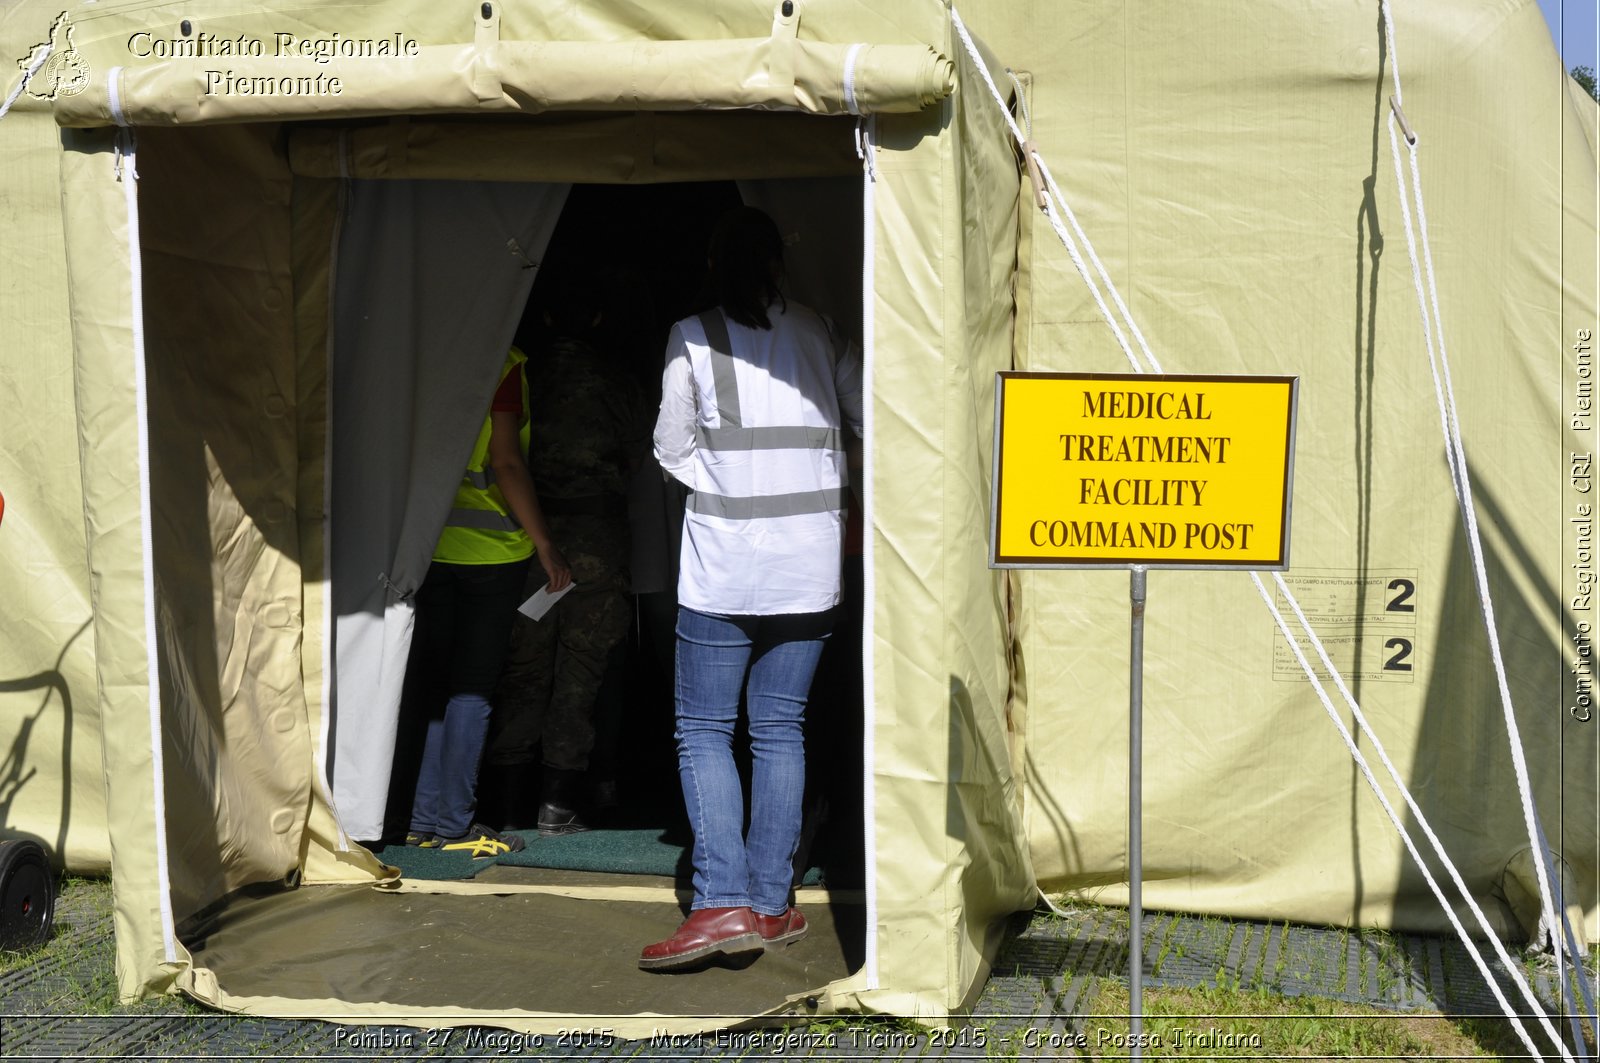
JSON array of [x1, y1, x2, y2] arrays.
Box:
[[438, 823, 526, 858]]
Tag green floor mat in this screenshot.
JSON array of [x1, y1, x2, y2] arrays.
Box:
[[501, 827, 824, 885], [375, 828, 824, 884], [496, 827, 688, 876], [371, 839, 507, 880]]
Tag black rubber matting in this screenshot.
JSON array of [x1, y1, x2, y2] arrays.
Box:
[[975, 905, 1589, 1041]]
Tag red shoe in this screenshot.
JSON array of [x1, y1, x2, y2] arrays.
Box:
[[754, 906, 808, 949], [639, 907, 763, 971]]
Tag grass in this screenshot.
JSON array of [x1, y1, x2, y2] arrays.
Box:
[[1017, 897, 1599, 1061], [0, 875, 201, 1018], [1084, 982, 1530, 1059], [817, 983, 1564, 1062]]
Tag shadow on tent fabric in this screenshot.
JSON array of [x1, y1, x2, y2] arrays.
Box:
[[1346, 3, 1392, 924], [0, 619, 90, 863], [1401, 475, 1597, 943]]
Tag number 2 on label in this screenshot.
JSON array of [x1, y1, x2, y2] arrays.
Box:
[[1383, 637, 1414, 672]]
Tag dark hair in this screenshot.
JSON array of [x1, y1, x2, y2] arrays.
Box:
[[708, 206, 785, 330], [542, 279, 603, 340]]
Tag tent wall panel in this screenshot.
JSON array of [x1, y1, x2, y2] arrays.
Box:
[[137, 125, 315, 924], [59, 124, 188, 999], [859, 101, 969, 1014], [0, 89, 108, 871], [856, 24, 1035, 1016], [937, 38, 1035, 1008], [964, 0, 1599, 939]]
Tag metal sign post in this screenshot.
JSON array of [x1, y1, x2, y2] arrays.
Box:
[[1128, 564, 1147, 1057], [989, 371, 1299, 1053]]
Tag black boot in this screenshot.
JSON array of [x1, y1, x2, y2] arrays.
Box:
[[537, 767, 592, 837]]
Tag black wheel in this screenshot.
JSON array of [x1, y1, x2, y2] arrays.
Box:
[[0, 839, 55, 952]]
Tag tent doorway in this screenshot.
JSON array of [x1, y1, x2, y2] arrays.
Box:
[[484, 178, 869, 892], [314, 170, 871, 1012], [122, 112, 881, 1024], [324, 168, 867, 842], [351, 173, 869, 891]]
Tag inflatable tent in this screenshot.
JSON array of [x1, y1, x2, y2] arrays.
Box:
[[0, 0, 1594, 1032]]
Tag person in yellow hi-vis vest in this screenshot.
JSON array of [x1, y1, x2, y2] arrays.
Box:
[[404, 346, 572, 857]]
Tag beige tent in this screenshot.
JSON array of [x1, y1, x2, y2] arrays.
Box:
[[0, 0, 1593, 1032]]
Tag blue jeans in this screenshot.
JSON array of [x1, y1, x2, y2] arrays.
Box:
[[408, 558, 529, 839], [674, 606, 832, 916]]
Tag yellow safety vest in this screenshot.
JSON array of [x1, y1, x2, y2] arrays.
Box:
[[433, 347, 535, 565]]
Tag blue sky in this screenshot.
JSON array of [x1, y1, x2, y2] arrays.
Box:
[[1537, 0, 1598, 73]]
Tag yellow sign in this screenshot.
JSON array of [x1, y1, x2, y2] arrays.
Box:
[[990, 373, 1297, 568]]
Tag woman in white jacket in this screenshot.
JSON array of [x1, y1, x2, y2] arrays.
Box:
[[641, 207, 862, 971]]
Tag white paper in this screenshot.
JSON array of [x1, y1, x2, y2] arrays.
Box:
[[517, 581, 576, 621]]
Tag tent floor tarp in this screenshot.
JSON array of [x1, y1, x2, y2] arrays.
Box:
[[176, 869, 863, 1020]]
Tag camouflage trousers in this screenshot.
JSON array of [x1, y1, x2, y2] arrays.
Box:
[[488, 514, 631, 772]]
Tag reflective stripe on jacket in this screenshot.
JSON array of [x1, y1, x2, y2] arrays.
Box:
[[654, 301, 863, 614]]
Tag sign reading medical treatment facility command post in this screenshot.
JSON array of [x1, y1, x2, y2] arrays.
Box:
[[990, 372, 1298, 569], [988, 370, 1297, 1062]]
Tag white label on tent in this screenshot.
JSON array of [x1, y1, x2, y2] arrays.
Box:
[[1270, 569, 1419, 684], [518, 581, 576, 621]]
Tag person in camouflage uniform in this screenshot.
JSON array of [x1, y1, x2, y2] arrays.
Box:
[[487, 282, 647, 835]]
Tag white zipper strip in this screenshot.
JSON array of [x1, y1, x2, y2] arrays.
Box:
[[857, 114, 880, 990], [118, 127, 179, 964]]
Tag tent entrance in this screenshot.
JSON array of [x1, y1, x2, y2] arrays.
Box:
[[339, 172, 871, 1012], [315, 116, 868, 850], [123, 108, 876, 1024], [324, 164, 869, 844]]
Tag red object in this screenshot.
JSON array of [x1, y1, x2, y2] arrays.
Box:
[[491, 362, 523, 413], [0, 489, 6, 528], [754, 906, 808, 949], [637, 906, 762, 970]]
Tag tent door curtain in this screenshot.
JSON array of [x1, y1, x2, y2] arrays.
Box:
[[328, 179, 569, 843]]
